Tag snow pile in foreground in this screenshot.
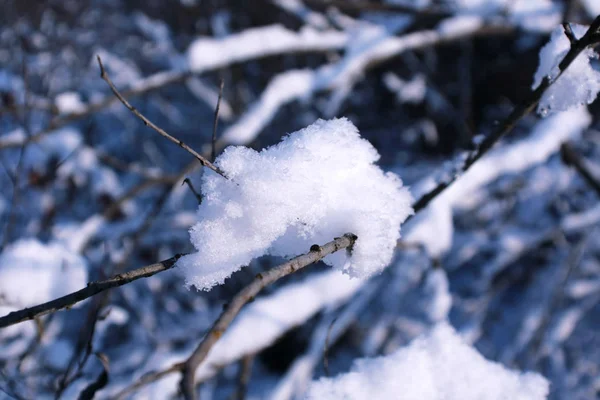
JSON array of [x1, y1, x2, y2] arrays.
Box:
[[533, 24, 600, 115], [178, 118, 413, 290], [306, 323, 549, 400], [0, 239, 88, 311]]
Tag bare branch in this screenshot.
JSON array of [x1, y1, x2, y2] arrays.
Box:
[[212, 79, 224, 162], [96, 56, 227, 179], [180, 233, 357, 400], [0, 254, 183, 328]]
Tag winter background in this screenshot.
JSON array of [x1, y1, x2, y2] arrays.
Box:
[[1, 0, 600, 399]]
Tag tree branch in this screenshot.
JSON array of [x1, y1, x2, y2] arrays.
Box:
[[179, 233, 357, 400], [410, 17, 600, 215], [212, 78, 224, 162], [0, 255, 183, 328], [96, 56, 227, 179]]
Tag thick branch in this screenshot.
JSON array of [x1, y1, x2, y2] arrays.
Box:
[[96, 56, 227, 179], [179, 233, 357, 400], [411, 17, 600, 215], [0, 255, 183, 328]]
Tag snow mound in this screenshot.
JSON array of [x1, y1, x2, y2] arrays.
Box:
[[533, 24, 600, 115], [178, 118, 413, 290], [306, 323, 549, 400], [0, 239, 88, 309]]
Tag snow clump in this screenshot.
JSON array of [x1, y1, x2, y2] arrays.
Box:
[[178, 118, 413, 290], [306, 323, 549, 400]]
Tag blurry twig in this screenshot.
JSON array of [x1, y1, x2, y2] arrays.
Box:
[[212, 78, 224, 162], [560, 142, 600, 197], [96, 56, 227, 179], [76, 353, 110, 400], [231, 355, 254, 400], [114, 363, 184, 400]]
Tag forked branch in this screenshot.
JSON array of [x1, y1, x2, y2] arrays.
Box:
[[96, 56, 227, 179]]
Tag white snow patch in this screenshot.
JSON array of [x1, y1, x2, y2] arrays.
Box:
[[0, 239, 87, 310], [178, 118, 413, 290], [437, 15, 483, 36], [581, 0, 600, 17], [533, 24, 600, 115], [306, 323, 549, 400], [55, 92, 86, 114], [187, 25, 347, 73]]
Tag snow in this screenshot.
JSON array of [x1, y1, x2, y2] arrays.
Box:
[[178, 118, 413, 290], [405, 106, 590, 257], [305, 323, 549, 400], [383, 73, 427, 104], [187, 25, 347, 73], [437, 15, 483, 36], [0, 238, 87, 310], [220, 16, 498, 146], [221, 70, 314, 145], [533, 24, 600, 115], [54, 91, 86, 114], [581, 0, 600, 17]]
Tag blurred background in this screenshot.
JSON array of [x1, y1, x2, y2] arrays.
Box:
[[1, 0, 600, 399]]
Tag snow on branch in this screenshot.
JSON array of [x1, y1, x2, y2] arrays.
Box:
[[187, 24, 348, 73], [0, 24, 347, 151], [177, 118, 413, 290], [411, 17, 600, 216], [305, 323, 549, 400], [221, 16, 514, 146], [406, 106, 591, 257], [533, 23, 600, 115]]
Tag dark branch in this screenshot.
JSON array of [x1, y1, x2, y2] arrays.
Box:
[[179, 233, 358, 400], [410, 15, 600, 215], [0, 254, 184, 328], [212, 78, 224, 162], [560, 142, 600, 197], [96, 56, 227, 179]]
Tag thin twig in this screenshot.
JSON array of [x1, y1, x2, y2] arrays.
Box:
[[96, 56, 227, 179], [560, 142, 600, 197], [183, 178, 203, 204], [232, 355, 254, 400], [1, 57, 31, 249], [114, 363, 184, 400], [179, 233, 357, 400], [212, 78, 224, 162], [0, 255, 184, 328], [410, 18, 600, 216], [323, 316, 338, 377]]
